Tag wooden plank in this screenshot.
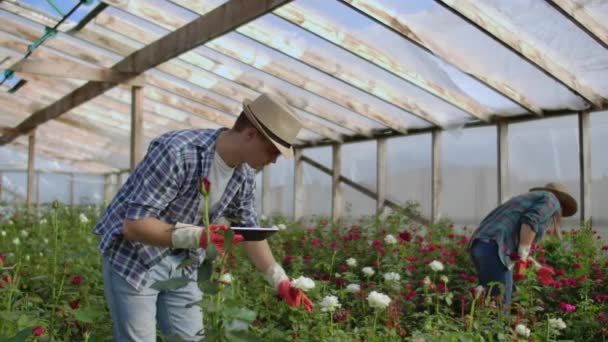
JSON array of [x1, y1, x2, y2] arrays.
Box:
[[497, 120, 509, 204], [331, 143, 342, 221], [438, 0, 605, 108], [431, 130, 442, 223], [130, 86, 144, 170], [94, 4, 377, 137], [376, 137, 387, 213], [274, 4, 491, 122], [548, 0, 608, 49], [293, 148, 304, 221], [12, 59, 138, 82], [26, 130, 35, 212], [0, 0, 293, 145], [578, 111, 591, 223], [301, 154, 430, 225], [342, 0, 543, 116]]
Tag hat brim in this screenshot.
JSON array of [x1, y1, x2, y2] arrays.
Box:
[[529, 187, 578, 217], [243, 100, 294, 159]]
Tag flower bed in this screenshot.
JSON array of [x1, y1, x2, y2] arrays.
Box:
[[0, 203, 607, 341]]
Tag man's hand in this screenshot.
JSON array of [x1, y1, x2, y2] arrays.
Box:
[[171, 223, 244, 253], [277, 279, 314, 313], [264, 263, 314, 313]]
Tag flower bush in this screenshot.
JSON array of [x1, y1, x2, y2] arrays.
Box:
[[0, 201, 607, 341]]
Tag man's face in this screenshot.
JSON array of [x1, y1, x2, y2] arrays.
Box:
[[243, 128, 281, 170]]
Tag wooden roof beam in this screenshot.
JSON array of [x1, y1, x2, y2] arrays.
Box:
[[437, 0, 605, 109], [0, 0, 293, 145]]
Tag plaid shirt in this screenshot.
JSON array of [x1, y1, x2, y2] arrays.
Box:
[[468, 191, 560, 268], [93, 128, 258, 291]]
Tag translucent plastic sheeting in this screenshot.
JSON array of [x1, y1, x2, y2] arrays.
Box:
[[341, 183, 376, 218], [276, 0, 523, 118], [440, 126, 498, 226], [0, 172, 27, 202], [591, 111, 608, 239], [20, 0, 101, 23], [38, 173, 70, 204], [73, 174, 105, 205], [238, 14, 472, 127], [301, 163, 332, 218], [302, 146, 332, 170], [206, 31, 431, 130], [508, 116, 581, 228], [264, 157, 294, 217], [487, 0, 608, 99], [386, 134, 432, 220], [370, 0, 588, 111], [0, 146, 83, 172], [341, 141, 376, 193]]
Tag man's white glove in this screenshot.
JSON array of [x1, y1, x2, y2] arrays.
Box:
[[263, 263, 289, 289], [171, 222, 244, 253]]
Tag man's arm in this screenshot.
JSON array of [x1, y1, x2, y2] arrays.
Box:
[[123, 218, 174, 247], [241, 240, 279, 273]]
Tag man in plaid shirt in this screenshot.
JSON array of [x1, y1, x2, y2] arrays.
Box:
[[94, 93, 313, 341]]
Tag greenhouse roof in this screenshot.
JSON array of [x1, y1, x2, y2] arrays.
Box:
[[0, 0, 606, 173]]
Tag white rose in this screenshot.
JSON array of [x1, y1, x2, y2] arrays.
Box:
[[43, 238, 49, 244], [440, 275, 449, 284], [362, 267, 375, 277], [549, 318, 567, 331], [260, 215, 268, 221], [515, 324, 530, 338], [346, 258, 357, 267], [25, 255, 30, 261], [39, 219, 47, 225], [423, 276, 432, 287], [12, 238, 20, 246], [79, 213, 89, 223], [219, 273, 233, 284], [384, 234, 397, 245], [20, 230, 28, 238], [277, 224, 286, 230], [1, 230, 6, 237], [429, 260, 444, 272], [346, 284, 360, 293], [319, 295, 341, 312], [292, 276, 315, 291], [383, 272, 401, 282], [474, 285, 485, 299], [367, 291, 391, 309]]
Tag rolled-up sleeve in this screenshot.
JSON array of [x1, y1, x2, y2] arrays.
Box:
[[520, 192, 560, 234], [125, 141, 186, 220]]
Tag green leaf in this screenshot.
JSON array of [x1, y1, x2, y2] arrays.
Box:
[[224, 330, 262, 342], [149, 276, 190, 291], [198, 259, 213, 283], [198, 280, 219, 295], [223, 307, 257, 323], [5, 326, 37, 342], [0, 311, 20, 322], [73, 309, 102, 323], [206, 244, 219, 261], [223, 228, 235, 253]]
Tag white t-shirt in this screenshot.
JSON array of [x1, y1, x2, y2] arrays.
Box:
[[207, 150, 235, 209]]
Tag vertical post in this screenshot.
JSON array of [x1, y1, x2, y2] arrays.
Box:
[[376, 138, 387, 214], [293, 148, 304, 221], [69, 173, 75, 207], [497, 120, 509, 205], [331, 144, 342, 222], [131, 86, 144, 171], [36, 171, 40, 211], [261, 166, 272, 216], [431, 130, 442, 224], [578, 111, 591, 224], [103, 173, 112, 204], [26, 130, 36, 213]]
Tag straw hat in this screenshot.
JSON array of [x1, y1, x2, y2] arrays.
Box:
[[242, 93, 303, 159], [529, 182, 577, 217]]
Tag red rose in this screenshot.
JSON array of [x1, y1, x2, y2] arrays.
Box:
[[32, 326, 44, 336], [71, 275, 83, 285], [69, 299, 80, 310]]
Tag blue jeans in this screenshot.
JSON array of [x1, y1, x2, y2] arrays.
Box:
[[102, 253, 203, 341], [470, 239, 513, 304]]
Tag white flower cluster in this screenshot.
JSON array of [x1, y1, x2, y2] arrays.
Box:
[[429, 260, 444, 272], [346, 257, 357, 267], [383, 272, 401, 282], [384, 234, 398, 245], [319, 295, 341, 312], [346, 284, 360, 293], [367, 291, 391, 309], [515, 324, 530, 338], [79, 213, 89, 224], [549, 318, 567, 335], [362, 267, 375, 277], [219, 273, 233, 284], [292, 276, 315, 291]]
